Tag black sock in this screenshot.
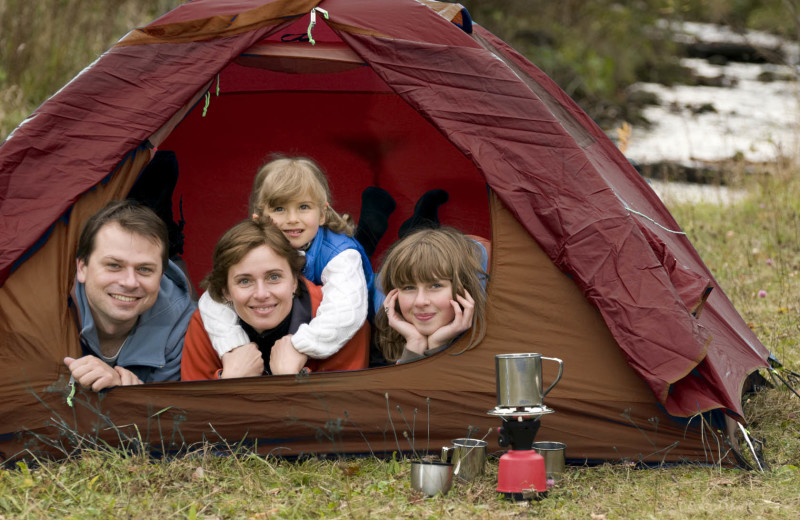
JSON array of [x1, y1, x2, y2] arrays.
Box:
[[398, 189, 449, 238], [128, 150, 184, 257], [355, 186, 396, 257]]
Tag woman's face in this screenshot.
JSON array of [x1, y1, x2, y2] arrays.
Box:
[[396, 279, 456, 336], [224, 245, 298, 333]]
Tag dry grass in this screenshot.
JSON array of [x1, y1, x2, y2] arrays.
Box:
[[1, 430, 799, 519], [0, 0, 183, 140]]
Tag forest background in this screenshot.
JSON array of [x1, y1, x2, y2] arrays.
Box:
[[1, 1, 800, 518], [2, 0, 798, 140]]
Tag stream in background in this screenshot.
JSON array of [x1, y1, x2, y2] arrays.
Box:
[[621, 22, 799, 205], [626, 22, 799, 165]]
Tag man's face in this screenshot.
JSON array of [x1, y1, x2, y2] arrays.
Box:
[[76, 222, 163, 337]]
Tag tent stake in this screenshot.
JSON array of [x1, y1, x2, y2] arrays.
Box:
[[737, 422, 764, 472]]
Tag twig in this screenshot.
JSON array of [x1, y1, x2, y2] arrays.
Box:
[[385, 393, 402, 454], [426, 397, 431, 458], [343, 410, 375, 458], [465, 425, 475, 441], [396, 405, 414, 454], [403, 431, 422, 461], [412, 408, 417, 455], [207, 423, 247, 476], [620, 408, 656, 447]]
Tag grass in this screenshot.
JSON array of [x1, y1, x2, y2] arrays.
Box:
[[1, 172, 799, 519], [2, 1, 799, 518], [671, 166, 800, 365], [1, 430, 799, 519]]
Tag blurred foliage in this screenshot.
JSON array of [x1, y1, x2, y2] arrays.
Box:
[[457, 0, 682, 126], [456, 0, 798, 128], [0, 0, 182, 140], [1, 0, 797, 140], [680, 0, 800, 36]]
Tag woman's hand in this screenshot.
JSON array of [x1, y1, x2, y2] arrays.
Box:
[[220, 342, 264, 378], [428, 290, 475, 350], [270, 335, 308, 375], [384, 289, 427, 354]]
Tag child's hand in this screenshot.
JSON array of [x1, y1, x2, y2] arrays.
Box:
[[428, 290, 474, 350], [220, 342, 264, 378], [384, 289, 428, 354], [270, 335, 308, 375]]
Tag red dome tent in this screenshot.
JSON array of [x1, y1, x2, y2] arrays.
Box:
[[0, 0, 769, 463]]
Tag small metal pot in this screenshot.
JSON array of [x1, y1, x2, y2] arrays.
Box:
[[410, 461, 454, 496], [532, 441, 567, 483]]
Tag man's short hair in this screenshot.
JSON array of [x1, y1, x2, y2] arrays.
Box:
[[76, 200, 169, 271]]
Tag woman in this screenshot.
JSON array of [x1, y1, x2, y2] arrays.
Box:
[[375, 227, 488, 364], [181, 217, 369, 380]]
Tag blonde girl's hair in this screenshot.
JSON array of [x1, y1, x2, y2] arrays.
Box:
[[375, 227, 488, 362], [249, 155, 355, 236], [200, 215, 305, 304]]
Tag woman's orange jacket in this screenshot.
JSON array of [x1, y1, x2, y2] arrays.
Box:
[[181, 278, 370, 380]]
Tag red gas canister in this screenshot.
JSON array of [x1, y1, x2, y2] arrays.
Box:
[[496, 449, 547, 496]]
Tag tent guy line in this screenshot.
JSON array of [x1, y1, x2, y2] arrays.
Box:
[[624, 205, 686, 235]]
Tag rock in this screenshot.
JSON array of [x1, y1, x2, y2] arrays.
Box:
[[690, 72, 737, 88], [689, 102, 716, 115], [757, 70, 795, 83], [681, 41, 784, 64], [635, 161, 728, 185]]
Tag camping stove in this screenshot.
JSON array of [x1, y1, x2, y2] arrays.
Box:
[[490, 405, 554, 498], [491, 353, 563, 500]]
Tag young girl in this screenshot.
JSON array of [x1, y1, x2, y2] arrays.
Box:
[[375, 227, 487, 364], [198, 156, 374, 362]]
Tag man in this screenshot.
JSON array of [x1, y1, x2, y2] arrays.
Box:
[[64, 200, 196, 391]]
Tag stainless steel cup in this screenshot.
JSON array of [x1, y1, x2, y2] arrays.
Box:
[[532, 441, 566, 482], [441, 438, 487, 481], [410, 461, 454, 496], [495, 353, 564, 407]]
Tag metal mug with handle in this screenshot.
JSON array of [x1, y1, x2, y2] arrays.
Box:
[[495, 353, 564, 407], [441, 438, 487, 481]]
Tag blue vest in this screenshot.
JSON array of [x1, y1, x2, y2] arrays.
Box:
[[303, 227, 376, 319]]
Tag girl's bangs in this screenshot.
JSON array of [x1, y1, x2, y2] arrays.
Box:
[[264, 166, 326, 207], [392, 245, 454, 287]]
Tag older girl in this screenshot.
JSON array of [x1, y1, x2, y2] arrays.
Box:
[[375, 227, 488, 364]]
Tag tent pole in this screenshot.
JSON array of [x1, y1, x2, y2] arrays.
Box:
[[768, 367, 800, 399]]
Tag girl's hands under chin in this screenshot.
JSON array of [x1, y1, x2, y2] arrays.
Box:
[[385, 289, 428, 354], [428, 289, 475, 350]]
